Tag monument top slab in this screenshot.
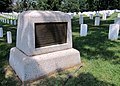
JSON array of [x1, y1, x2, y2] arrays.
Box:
[[21, 10, 71, 20], [16, 11, 72, 56]]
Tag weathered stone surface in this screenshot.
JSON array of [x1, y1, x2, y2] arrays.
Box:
[[9, 47, 81, 82], [9, 11, 81, 82], [7, 31, 12, 44], [16, 11, 72, 56]]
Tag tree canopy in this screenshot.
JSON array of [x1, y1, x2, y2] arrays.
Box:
[[0, 0, 12, 12], [0, 0, 120, 12], [33, 0, 120, 12]]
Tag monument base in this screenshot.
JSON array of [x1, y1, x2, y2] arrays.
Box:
[[9, 47, 81, 82]]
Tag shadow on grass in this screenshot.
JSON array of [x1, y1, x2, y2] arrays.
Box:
[[0, 53, 21, 86], [72, 17, 120, 64], [65, 72, 116, 86], [0, 74, 21, 86], [73, 28, 120, 60], [32, 72, 115, 86]]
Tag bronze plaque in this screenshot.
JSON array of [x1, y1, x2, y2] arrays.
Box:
[[35, 22, 67, 48]]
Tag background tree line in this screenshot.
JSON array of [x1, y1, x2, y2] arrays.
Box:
[[0, 0, 120, 12], [0, 0, 12, 12]]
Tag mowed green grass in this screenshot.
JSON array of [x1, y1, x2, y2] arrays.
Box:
[[0, 12, 120, 86]]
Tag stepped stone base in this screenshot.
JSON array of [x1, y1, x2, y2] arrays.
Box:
[[9, 47, 81, 82]]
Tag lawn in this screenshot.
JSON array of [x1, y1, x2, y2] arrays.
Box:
[[0, 13, 120, 86]]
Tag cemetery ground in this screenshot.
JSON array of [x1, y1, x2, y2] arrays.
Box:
[[0, 13, 120, 86]]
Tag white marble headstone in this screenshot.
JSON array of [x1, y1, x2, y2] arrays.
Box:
[[95, 17, 100, 26], [7, 31, 12, 44], [114, 18, 120, 24], [79, 14, 83, 24], [7, 19, 9, 24], [5, 19, 7, 23], [80, 24, 88, 36], [10, 20, 13, 25], [108, 24, 119, 40], [13, 20, 17, 25], [0, 27, 3, 37]]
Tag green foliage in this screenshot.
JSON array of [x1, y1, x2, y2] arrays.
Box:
[[79, 0, 87, 12], [0, 0, 120, 12], [61, 0, 80, 12], [37, 0, 120, 12], [12, 2, 23, 12], [86, 0, 95, 11], [0, 0, 12, 12], [11, 0, 120, 12]]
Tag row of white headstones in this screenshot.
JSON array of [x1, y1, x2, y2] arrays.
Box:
[[0, 12, 18, 25], [68, 10, 116, 19], [0, 28, 12, 44], [79, 13, 104, 26], [68, 10, 120, 40], [0, 10, 120, 44], [0, 12, 19, 44]]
